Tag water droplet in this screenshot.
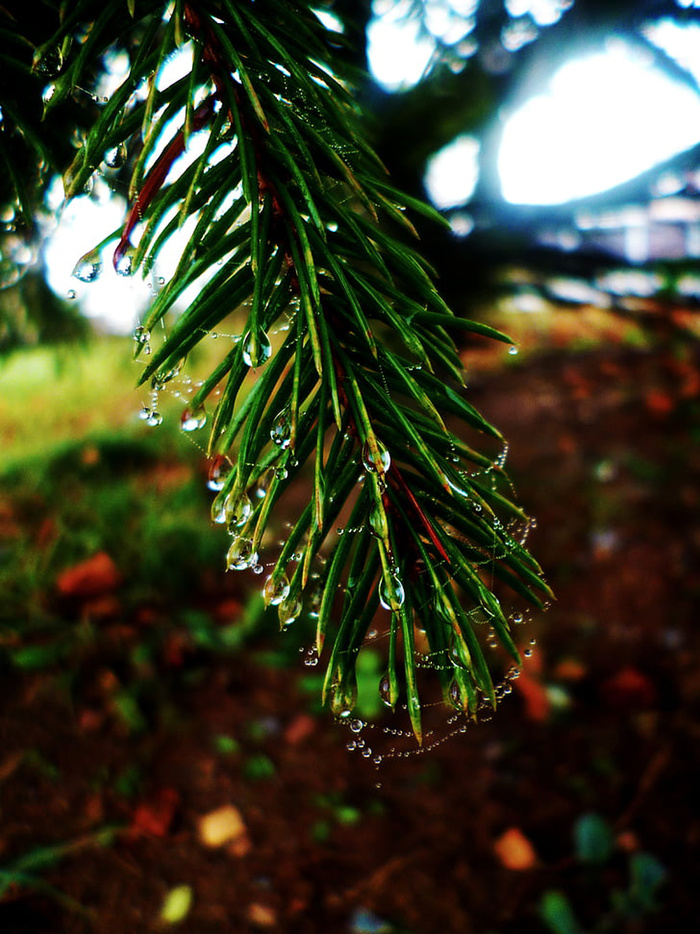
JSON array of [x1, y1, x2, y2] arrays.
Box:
[[278, 595, 302, 628], [115, 246, 135, 276], [104, 143, 126, 169], [72, 250, 102, 283], [270, 409, 291, 449], [378, 572, 405, 611], [252, 564, 264, 575], [207, 456, 231, 491], [275, 466, 288, 480], [337, 708, 352, 719], [361, 438, 391, 477], [138, 406, 152, 421], [224, 491, 252, 529], [349, 718, 364, 734], [180, 406, 207, 432], [369, 502, 387, 539], [211, 495, 227, 524], [524, 648, 533, 658], [133, 325, 150, 344], [241, 329, 272, 367], [151, 360, 182, 391], [146, 410, 163, 427], [263, 573, 290, 607], [226, 537, 258, 571], [34, 47, 63, 77], [67, 289, 76, 300], [42, 84, 56, 104], [512, 612, 523, 624], [326, 221, 338, 232], [361, 747, 372, 758], [379, 673, 392, 707], [508, 345, 519, 356], [449, 680, 462, 710], [347, 741, 356, 751]]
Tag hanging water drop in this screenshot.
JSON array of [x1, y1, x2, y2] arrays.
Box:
[[369, 502, 388, 540], [278, 595, 302, 629], [151, 360, 182, 391], [115, 246, 135, 277], [226, 537, 258, 571], [379, 673, 393, 708], [207, 456, 232, 492], [67, 289, 76, 300], [180, 406, 207, 432], [133, 325, 150, 345], [270, 409, 291, 449], [34, 47, 63, 77], [263, 573, 290, 607], [211, 495, 227, 525], [146, 410, 163, 427], [104, 143, 126, 169], [255, 467, 275, 499], [508, 345, 519, 356], [241, 329, 272, 367], [378, 571, 405, 611], [361, 438, 391, 477], [224, 491, 252, 529], [138, 406, 152, 421], [72, 250, 102, 283]]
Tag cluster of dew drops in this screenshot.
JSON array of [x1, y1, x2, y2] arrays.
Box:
[[69, 236, 538, 763]]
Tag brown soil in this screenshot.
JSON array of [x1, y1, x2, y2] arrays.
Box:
[[1, 344, 699, 934]]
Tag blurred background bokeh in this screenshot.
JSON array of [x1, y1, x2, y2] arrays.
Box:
[[1, 1, 699, 931]]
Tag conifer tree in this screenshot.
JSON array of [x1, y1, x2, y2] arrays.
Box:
[[0, 0, 552, 741]]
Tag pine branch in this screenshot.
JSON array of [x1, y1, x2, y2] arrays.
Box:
[[27, 0, 551, 742]]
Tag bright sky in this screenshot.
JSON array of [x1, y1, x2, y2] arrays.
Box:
[[40, 9, 700, 332], [499, 39, 700, 204]]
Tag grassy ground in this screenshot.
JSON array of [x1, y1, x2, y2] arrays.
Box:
[[1, 324, 698, 933]]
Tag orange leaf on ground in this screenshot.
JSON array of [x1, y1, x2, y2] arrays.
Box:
[[130, 787, 180, 837], [600, 667, 657, 708], [553, 658, 587, 681], [494, 827, 538, 870], [284, 714, 316, 746], [56, 552, 122, 598], [644, 390, 674, 416]]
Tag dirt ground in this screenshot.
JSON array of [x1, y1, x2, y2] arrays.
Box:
[[1, 338, 699, 933]]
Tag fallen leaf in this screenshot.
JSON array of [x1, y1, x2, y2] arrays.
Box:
[[284, 714, 316, 746], [131, 787, 180, 837], [494, 827, 538, 870], [601, 667, 656, 708], [56, 552, 122, 598], [553, 658, 587, 681]]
